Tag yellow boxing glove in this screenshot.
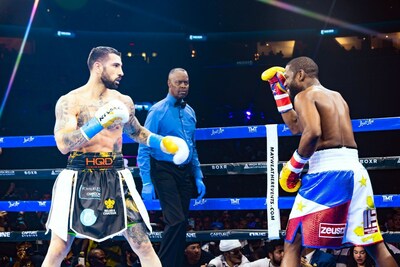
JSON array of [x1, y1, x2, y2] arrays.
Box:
[[147, 134, 189, 165]]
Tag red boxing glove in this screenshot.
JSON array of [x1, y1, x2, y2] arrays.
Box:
[[261, 66, 293, 113], [279, 150, 309, 192]]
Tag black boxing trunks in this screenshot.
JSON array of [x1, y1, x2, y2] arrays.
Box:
[[46, 152, 152, 242], [68, 152, 126, 241]]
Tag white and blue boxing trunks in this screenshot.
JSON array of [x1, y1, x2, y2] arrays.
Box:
[[285, 147, 383, 248], [45, 152, 152, 242]]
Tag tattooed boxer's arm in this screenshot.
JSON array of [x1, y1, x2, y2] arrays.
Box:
[[54, 95, 88, 154]]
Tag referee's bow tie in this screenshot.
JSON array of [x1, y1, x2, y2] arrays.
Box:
[[174, 100, 187, 108]]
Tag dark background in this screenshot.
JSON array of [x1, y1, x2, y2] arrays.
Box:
[[0, 0, 399, 195]]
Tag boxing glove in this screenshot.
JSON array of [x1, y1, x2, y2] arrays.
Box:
[[261, 66, 293, 113], [279, 150, 309, 193], [147, 134, 189, 165], [80, 99, 129, 140]]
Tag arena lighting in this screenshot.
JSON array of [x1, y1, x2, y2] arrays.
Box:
[[56, 30, 76, 38], [188, 34, 207, 41], [0, 0, 39, 120], [320, 29, 338, 35], [245, 110, 252, 120], [259, 0, 388, 40]]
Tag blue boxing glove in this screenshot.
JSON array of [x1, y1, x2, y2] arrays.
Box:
[[195, 178, 206, 200], [141, 183, 155, 200]]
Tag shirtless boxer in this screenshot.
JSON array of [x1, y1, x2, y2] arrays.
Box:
[[262, 56, 397, 267], [42, 46, 188, 267]]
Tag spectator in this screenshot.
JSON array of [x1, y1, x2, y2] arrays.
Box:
[[346, 245, 375, 267], [86, 239, 122, 267], [0, 211, 10, 232], [13, 212, 28, 231], [242, 239, 265, 261], [13, 242, 34, 267], [194, 217, 203, 231], [208, 239, 250, 266], [1, 182, 15, 199], [183, 241, 214, 267], [202, 216, 212, 230], [0, 211, 15, 264], [87, 248, 108, 267], [119, 242, 141, 267], [392, 213, 400, 232], [265, 239, 284, 266], [201, 241, 219, 257], [0, 255, 12, 267]]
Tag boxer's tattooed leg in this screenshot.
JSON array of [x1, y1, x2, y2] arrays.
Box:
[[126, 223, 150, 245]]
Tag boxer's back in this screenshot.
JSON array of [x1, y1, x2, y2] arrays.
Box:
[[308, 85, 357, 150]]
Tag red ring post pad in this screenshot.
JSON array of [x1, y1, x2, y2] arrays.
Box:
[[1, 117, 399, 147]]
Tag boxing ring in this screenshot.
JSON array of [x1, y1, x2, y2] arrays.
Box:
[[0, 116, 399, 243]]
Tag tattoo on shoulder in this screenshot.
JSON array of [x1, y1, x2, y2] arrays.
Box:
[[54, 97, 70, 132], [54, 96, 89, 150]]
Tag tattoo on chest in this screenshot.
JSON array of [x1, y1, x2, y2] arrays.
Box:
[[98, 93, 104, 106]]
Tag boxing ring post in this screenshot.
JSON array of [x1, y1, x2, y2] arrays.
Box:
[[0, 116, 400, 242]]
